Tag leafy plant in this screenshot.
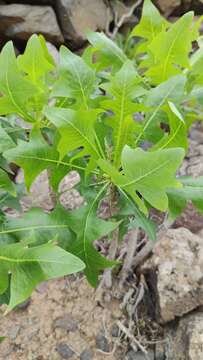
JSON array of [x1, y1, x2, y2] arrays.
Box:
[[0, 0, 203, 312]]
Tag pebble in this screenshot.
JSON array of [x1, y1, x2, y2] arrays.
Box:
[[111, 323, 119, 337], [56, 343, 75, 359], [80, 348, 93, 360], [54, 314, 78, 332], [95, 333, 110, 352]]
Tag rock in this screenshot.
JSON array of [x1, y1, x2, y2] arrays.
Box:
[[143, 228, 203, 323], [0, 4, 63, 44], [80, 348, 93, 360], [160, 311, 203, 360], [16, 169, 56, 212], [56, 0, 110, 49], [9, 325, 20, 340], [111, 323, 119, 337], [59, 188, 84, 210], [16, 298, 31, 310], [56, 343, 75, 359], [6, 1, 54, 4], [53, 313, 78, 332], [155, 0, 181, 16], [58, 171, 80, 193], [155, 342, 165, 360], [46, 41, 60, 65], [95, 333, 110, 352], [173, 202, 203, 233]]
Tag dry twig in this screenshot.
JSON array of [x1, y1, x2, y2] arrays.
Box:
[[110, 0, 142, 39], [117, 320, 150, 359]]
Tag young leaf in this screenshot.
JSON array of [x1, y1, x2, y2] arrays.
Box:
[[18, 34, 54, 85], [153, 103, 188, 150], [131, 0, 169, 42], [146, 12, 194, 83], [67, 187, 120, 286], [52, 46, 96, 109], [44, 107, 102, 161], [101, 61, 144, 168], [0, 242, 85, 312], [0, 42, 37, 121], [136, 75, 186, 145], [87, 31, 128, 70]]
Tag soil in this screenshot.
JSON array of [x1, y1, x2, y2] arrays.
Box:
[[0, 277, 122, 360], [0, 125, 203, 360]]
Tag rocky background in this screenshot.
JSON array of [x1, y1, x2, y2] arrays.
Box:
[[0, 0, 203, 52]]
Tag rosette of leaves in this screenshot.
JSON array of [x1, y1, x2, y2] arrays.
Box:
[[0, 0, 203, 312]]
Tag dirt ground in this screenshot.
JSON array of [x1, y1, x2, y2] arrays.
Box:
[[0, 276, 123, 360]]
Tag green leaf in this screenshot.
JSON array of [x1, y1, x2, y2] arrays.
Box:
[[0, 169, 16, 196], [3, 130, 69, 191], [0, 336, 5, 343], [167, 176, 203, 219], [136, 75, 186, 145], [44, 107, 102, 161], [117, 188, 156, 241], [99, 146, 185, 211], [0, 242, 85, 311], [67, 186, 120, 286], [0, 206, 74, 248], [146, 12, 194, 83], [0, 42, 37, 121], [18, 34, 54, 85], [153, 103, 188, 150], [52, 46, 96, 109], [131, 0, 169, 41], [101, 61, 144, 168], [87, 31, 128, 71], [0, 124, 15, 153]]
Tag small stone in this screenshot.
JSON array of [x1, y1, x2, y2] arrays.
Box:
[[95, 334, 110, 352], [16, 298, 31, 310], [54, 314, 78, 332], [155, 342, 165, 360], [111, 324, 119, 337], [80, 348, 93, 360], [56, 343, 74, 359], [9, 325, 20, 340]]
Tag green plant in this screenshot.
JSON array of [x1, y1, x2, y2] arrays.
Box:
[[0, 0, 203, 313]]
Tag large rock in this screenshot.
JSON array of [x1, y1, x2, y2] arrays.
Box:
[[156, 311, 203, 359], [56, 0, 109, 48], [0, 4, 64, 44], [143, 228, 203, 323], [5, 1, 54, 4], [154, 0, 181, 16]]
